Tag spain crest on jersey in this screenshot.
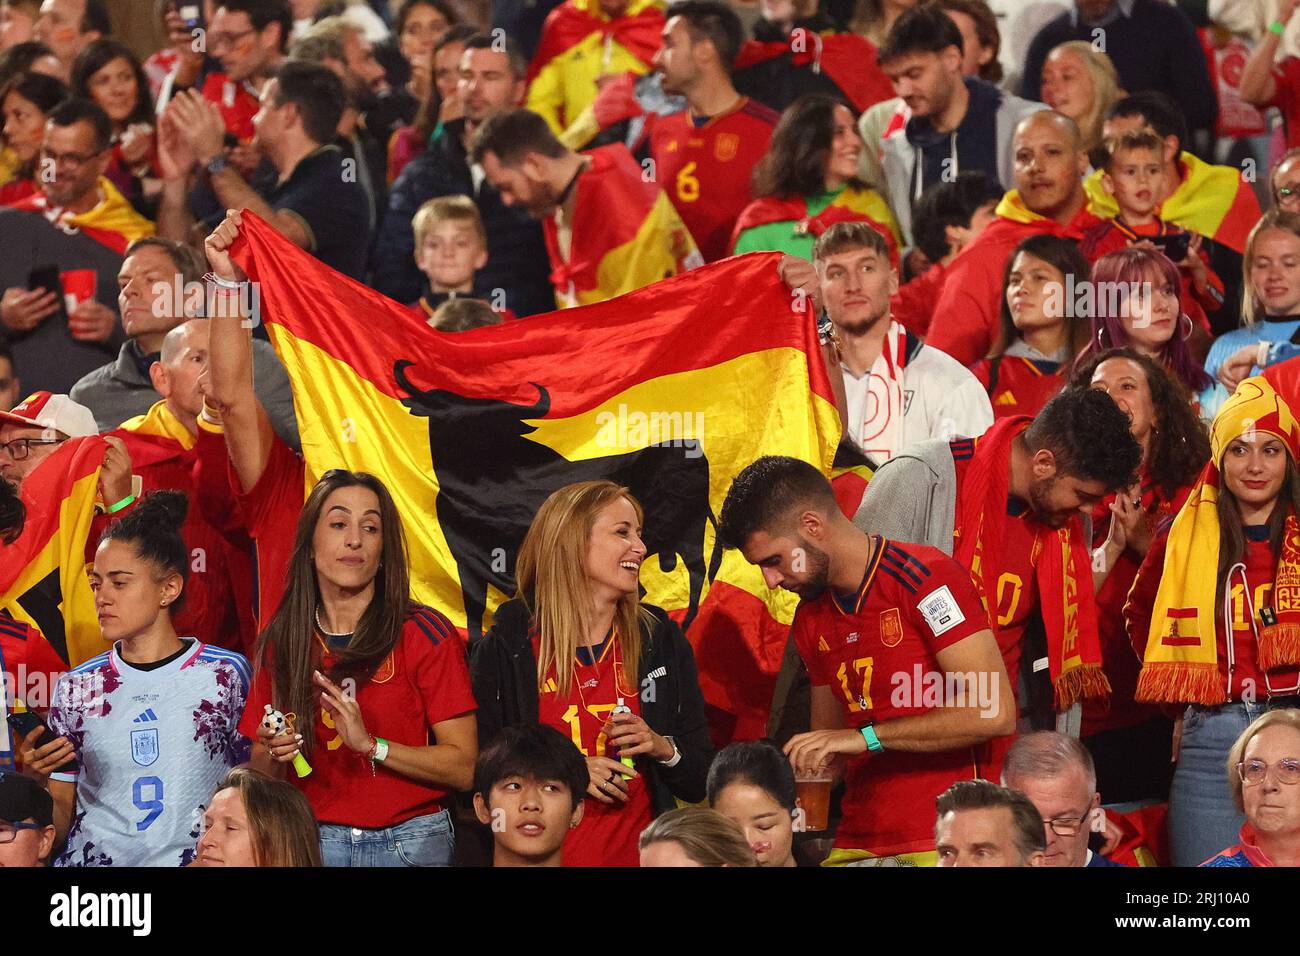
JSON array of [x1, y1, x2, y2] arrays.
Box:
[[879, 607, 903, 647], [714, 133, 739, 163], [131, 728, 159, 767]]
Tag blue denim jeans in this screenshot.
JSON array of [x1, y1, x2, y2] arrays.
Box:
[[319, 809, 455, 868], [1169, 702, 1259, 867]]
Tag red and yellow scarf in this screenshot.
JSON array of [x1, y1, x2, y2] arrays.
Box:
[[955, 416, 1109, 709], [1137, 375, 1300, 705]]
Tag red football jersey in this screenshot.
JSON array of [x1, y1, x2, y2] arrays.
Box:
[[200, 72, 260, 143], [535, 635, 654, 866], [650, 98, 777, 262], [969, 356, 1066, 421], [951, 442, 1041, 688], [792, 537, 990, 857], [238, 606, 476, 828], [234, 430, 305, 628]]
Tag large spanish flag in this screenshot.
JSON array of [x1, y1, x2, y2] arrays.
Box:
[[0, 436, 108, 666], [229, 212, 843, 739]]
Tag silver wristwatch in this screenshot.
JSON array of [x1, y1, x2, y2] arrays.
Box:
[[658, 735, 682, 767]]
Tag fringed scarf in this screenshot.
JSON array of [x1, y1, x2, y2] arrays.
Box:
[[1137, 375, 1300, 705], [955, 416, 1110, 709]]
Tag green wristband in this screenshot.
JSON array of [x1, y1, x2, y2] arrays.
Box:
[[1271, 20, 1287, 36], [106, 493, 135, 514], [860, 724, 884, 753]]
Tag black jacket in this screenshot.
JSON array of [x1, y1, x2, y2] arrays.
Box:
[[372, 118, 555, 316], [469, 599, 713, 814]]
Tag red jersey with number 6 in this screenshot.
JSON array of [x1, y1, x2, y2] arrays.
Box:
[[649, 98, 777, 262], [534, 633, 654, 867], [791, 537, 991, 857]]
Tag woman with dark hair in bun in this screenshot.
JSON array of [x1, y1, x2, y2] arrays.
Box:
[[39, 491, 252, 867]]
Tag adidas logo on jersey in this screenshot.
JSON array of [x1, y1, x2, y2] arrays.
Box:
[[132, 709, 159, 723], [817, 636, 829, 652], [995, 391, 1017, 405]]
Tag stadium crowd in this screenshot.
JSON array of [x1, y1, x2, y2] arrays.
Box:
[[7, 0, 1300, 869]]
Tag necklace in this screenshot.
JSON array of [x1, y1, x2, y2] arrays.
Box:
[[573, 632, 634, 716], [314, 606, 354, 640]]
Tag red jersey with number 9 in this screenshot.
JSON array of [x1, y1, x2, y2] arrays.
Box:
[[649, 98, 777, 262], [791, 537, 991, 857], [534, 634, 654, 866]]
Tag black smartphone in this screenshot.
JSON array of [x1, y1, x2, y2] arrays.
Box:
[[7, 710, 78, 772], [26, 264, 67, 322], [1150, 232, 1191, 263]]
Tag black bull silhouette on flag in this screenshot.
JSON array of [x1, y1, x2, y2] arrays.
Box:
[[395, 360, 725, 642]]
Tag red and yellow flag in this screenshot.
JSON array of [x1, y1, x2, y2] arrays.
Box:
[[0, 436, 108, 666], [229, 211, 842, 738]]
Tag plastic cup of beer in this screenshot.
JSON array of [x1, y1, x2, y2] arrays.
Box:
[[794, 769, 833, 832]]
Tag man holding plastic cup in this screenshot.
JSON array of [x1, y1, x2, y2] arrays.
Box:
[[719, 455, 1015, 866]]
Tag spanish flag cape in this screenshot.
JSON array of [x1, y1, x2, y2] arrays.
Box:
[[732, 26, 894, 114], [527, 0, 664, 83], [7, 176, 155, 255], [227, 211, 843, 740], [1083, 150, 1261, 254], [113, 398, 196, 466], [545, 143, 702, 308], [1136, 376, 1300, 705], [993, 188, 1105, 236], [954, 416, 1109, 709], [729, 186, 902, 260], [0, 436, 108, 666]]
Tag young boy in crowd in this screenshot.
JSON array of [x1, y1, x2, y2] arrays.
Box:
[[1084, 129, 1223, 326], [411, 195, 490, 317], [472, 725, 587, 868]]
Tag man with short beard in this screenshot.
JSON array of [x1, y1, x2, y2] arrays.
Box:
[[810, 220, 992, 463], [856, 388, 1141, 775], [648, 0, 776, 262], [718, 455, 1013, 865], [290, 16, 389, 235], [373, 34, 554, 315], [471, 106, 702, 308], [927, 109, 1102, 366]]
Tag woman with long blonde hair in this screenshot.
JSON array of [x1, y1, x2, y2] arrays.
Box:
[[470, 480, 713, 866]]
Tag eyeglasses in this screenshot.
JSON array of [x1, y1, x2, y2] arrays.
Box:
[[40, 146, 106, 169], [209, 28, 256, 51], [0, 820, 43, 844], [1237, 757, 1300, 785], [0, 437, 64, 460], [1044, 811, 1092, 837]]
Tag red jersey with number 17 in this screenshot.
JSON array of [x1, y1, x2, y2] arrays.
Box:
[[791, 537, 990, 857], [534, 633, 654, 867], [649, 98, 777, 262]]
